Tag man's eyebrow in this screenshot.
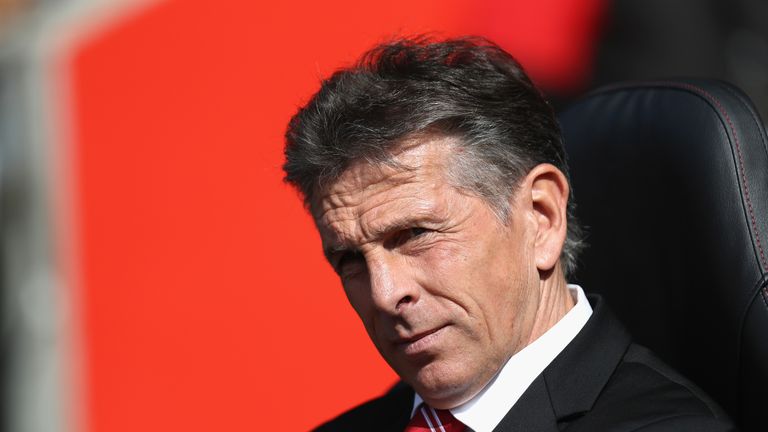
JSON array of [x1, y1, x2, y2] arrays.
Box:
[[365, 218, 441, 254], [370, 212, 440, 238], [323, 244, 361, 263], [321, 207, 442, 261]]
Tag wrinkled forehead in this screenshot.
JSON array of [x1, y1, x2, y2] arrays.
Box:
[[308, 135, 461, 219]]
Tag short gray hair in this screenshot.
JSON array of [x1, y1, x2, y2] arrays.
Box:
[[283, 36, 584, 276]]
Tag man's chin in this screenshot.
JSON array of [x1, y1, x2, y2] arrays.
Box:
[[402, 361, 476, 409]]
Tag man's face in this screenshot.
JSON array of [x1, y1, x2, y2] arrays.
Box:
[[313, 136, 543, 408]]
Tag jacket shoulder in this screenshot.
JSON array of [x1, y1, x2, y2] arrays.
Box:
[[564, 344, 736, 431], [313, 382, 413, 432]]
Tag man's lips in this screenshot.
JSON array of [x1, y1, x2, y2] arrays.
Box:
[[394, 325, 449, 355]]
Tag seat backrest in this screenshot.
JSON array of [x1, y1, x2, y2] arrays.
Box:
[[559, 79, 768, 431]]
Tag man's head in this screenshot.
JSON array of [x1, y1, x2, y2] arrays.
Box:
[[283, 37, 583, 408]]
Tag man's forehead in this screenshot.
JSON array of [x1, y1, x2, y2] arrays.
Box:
[[310, 135, 460, 216]]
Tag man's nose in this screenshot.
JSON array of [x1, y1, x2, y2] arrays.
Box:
[[366, 254, 419, 314]]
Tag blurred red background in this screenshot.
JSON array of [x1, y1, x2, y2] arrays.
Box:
[[61, 0, 605, 430]]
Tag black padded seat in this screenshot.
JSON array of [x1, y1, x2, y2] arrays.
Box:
[[559, 80, 768, 431]]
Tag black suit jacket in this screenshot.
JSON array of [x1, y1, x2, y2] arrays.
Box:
[[314, 295, 737, 431]]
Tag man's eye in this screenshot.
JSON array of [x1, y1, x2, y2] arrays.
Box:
[[336, 251, 366, 276], [385, 227, 432, 249]]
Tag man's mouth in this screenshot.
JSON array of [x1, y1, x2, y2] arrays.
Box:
[[395, 325, 448, 355]]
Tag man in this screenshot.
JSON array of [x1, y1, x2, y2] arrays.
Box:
[[283, 37, 736, 431]]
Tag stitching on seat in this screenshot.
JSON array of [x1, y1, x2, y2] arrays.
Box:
[[679, 83, 768, 310], [670, 84, 768, 298], [579, 81, 767, 275], [599, 82, 768, 276], [678, 84, 766, 266], [713, 85, 768, 309], [571, 81, 768, 306], [720, 84, 768, 159]]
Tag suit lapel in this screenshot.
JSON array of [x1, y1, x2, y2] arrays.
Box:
[[493, 375, 559, 432], [543, 295, 631, 421]]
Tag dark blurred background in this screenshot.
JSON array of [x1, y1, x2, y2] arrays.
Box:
[[592, 0, 768, 120]]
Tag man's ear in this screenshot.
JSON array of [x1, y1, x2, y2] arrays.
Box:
[[524, 164, 570, 273]]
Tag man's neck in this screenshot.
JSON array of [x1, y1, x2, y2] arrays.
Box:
[[524, 270, 574, 347]]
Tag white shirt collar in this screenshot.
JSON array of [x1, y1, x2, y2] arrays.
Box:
[[411, 284, 593, 432]]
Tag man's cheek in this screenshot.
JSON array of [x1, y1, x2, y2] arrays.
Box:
[[420, 241, 469, 274]]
